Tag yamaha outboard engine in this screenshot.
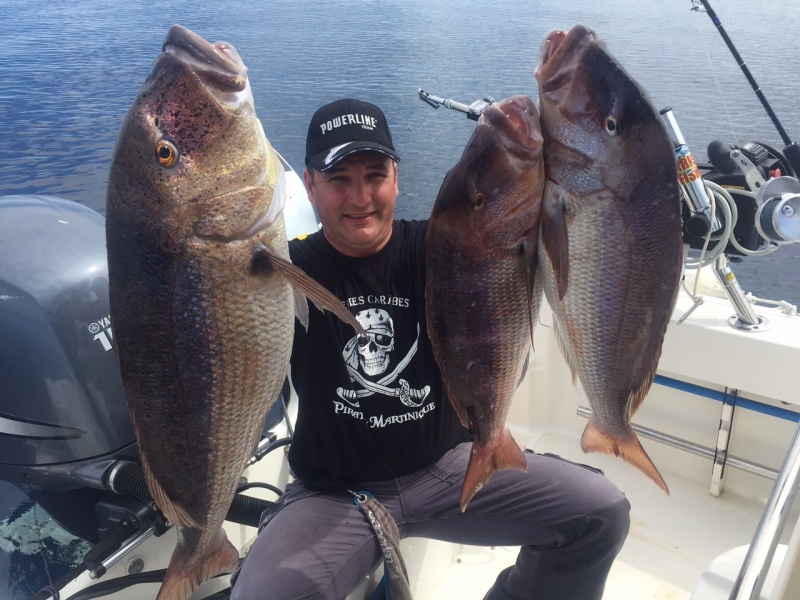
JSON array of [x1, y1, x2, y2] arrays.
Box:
[[1, 195, 288, 599], [0, 195, 139, 542]]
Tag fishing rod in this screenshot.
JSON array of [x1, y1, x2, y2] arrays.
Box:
[[691, 0, 800, 176], [418, 89, 494, 120]]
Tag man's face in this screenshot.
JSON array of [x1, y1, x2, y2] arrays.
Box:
[[304, 151, 399, 257]]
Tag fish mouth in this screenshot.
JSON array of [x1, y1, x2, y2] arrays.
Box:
[[481, 95, 542, 152], [162, 24, 248, 97], [535, 24, 597, 90]]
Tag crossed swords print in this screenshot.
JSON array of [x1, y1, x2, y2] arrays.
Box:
[[338, 323, 430, 408]]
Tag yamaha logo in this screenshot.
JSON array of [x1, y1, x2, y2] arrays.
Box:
[[89, 315, 114, 352]]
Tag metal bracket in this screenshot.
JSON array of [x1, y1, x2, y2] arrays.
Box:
[[711, 388, 738, 497]]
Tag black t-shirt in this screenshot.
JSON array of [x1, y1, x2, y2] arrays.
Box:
[[287, 220, 470, 490]]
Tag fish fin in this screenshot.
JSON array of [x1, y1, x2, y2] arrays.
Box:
[[630, 370, 657, 418], [524, 234, 542, 351], [157, 528, 239, 600], [540, 194, 570, 300], [139, 451, 199, 529], [293, 286, 310, 331], [517, 350, 531, 389], [552, 319, 579, 385], [252, 245, 365, 336], [447, 391, 472, 430], [460, 429, 528, 512], [581, 421, 670, 495]]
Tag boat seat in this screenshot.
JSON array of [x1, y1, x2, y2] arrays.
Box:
[[690, 544, 786, 600]]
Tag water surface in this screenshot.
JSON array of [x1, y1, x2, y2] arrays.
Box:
[[1, 0, 797, 303]]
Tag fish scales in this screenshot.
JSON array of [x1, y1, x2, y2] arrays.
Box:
[[107, 25, 363, 600], [426, 96, 544, 512], [540, 186, 676, 420], [535, 24, 683, 494]]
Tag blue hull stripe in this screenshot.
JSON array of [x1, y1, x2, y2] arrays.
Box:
[[654, 374, 800, 423]]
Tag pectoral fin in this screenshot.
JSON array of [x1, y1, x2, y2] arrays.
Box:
[[540, 194, 570, 300], [292, 287, 310, 330], [523, 232, 542, 351], [139, 449, 199, 529], [252, 245, 366, 336]]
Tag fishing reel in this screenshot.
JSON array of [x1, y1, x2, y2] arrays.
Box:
[[704, 141, 800, 251], [661, 108, 800, 258], [660, 108, 800, 331], [755, 178, 800, 244]]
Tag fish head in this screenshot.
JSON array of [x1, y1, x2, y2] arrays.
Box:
[[429, 95, 544, 249], [107, 25, 282, 252], [535, 24, 672, 199]]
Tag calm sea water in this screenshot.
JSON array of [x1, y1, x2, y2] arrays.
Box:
[[0, 0, 798, 596], [1, 0, 799, 302]]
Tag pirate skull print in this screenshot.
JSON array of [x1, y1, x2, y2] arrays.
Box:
[[340, 308, 430, 408], [353, 309, 394, 375]]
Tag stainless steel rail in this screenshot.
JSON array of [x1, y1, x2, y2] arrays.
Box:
[[575, 407, 778, 479], [729, 422, 800, 600], [575, 407, 800, 600]]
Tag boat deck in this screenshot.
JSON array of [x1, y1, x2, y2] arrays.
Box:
[[422, 429, 782, 600], [339, 293, 800, 600], [19, 294, 800, 600]]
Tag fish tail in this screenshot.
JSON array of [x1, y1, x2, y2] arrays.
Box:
[[460, 429, 528, 512], [581, 421, 670, 495], [157, 529, 240, 600]]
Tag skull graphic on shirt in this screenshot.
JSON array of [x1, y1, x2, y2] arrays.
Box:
[[355, 308, 395, 376], [339, 309, 430, 408]]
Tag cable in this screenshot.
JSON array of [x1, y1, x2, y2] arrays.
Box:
[[705, 181, 779, 257], [36, 586, 61, 600], [236, 482, 284, 498], [684, 182, 730, 269], [689, 182, 717, 298], [691, 5, 740, 147], [63, 570, 167, 600], [684, 181, 779, 269]]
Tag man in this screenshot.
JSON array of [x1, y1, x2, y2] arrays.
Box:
[[231, 98, 630, 600]]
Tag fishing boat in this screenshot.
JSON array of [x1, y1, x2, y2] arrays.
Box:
[[2, 114, 799, 600], [3, 7, 800, 600]]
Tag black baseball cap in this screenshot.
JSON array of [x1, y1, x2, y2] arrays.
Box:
[[305, 98, 400, 172]]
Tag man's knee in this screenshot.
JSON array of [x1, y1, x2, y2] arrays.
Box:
[[587, 496, 631, 554]]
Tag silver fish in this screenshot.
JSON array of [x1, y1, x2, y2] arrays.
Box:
[[106, 25, 363, 599], [535, 24, 683, 494]]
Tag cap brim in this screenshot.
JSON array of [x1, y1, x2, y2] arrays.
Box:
[[308, 141, 400, 172]]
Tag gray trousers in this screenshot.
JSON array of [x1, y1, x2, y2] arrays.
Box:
[[230, 442, 630, 600]]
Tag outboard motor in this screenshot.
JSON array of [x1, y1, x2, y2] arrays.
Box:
[[0, 195, 139, 541], [1, 195, 289, 600]]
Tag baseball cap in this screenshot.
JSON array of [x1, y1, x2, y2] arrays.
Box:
[[305, 98, 400, 172]]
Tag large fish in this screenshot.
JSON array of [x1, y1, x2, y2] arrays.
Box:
[[106, 25, 363, 600], [426, 96, 544, 512], [534, 24, 683, 494]]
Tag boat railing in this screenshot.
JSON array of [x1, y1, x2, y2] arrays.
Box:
[[728, 422, 800, 600], [578, 404, 800, 600]]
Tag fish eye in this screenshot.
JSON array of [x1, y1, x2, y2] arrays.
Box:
[[155, 139, 179, 167], [472, 193, 486, 211], [604, 116, 619, 136]]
